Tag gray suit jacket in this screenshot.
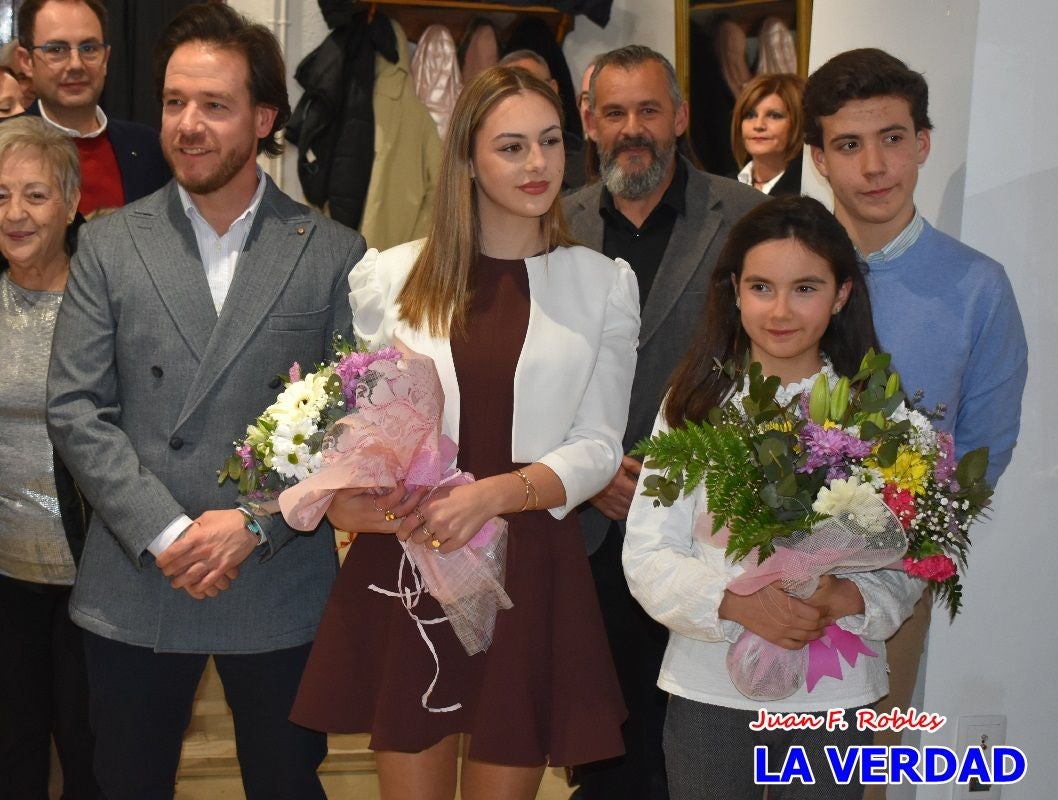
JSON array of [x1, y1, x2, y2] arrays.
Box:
[[563, 162, 765, 554], [47, 177, 365, 653]]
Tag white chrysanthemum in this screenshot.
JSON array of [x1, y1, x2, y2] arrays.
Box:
[[268, 373, 329, 425], [905, 409, 931, 433], [888, 403, 910, 423], [848, 464, 885, 489], [814, 477, 891, 532], [813, 477, 875, 514], [271, 437, 315, 481], [274, 416, 317, 445]]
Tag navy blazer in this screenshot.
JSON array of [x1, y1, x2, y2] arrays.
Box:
[[20, 100, 171, 203]]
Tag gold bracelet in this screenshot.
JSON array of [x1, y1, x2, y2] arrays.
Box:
[[512, 468, 538, 513]]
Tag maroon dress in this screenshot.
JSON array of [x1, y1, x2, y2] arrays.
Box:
[[290, 255, 627, 767]]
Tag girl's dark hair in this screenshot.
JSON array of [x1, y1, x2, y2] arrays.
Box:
[[664, 195, 879, 426]]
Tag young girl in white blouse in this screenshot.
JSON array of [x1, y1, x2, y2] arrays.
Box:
[[623, 196, 924, 800]]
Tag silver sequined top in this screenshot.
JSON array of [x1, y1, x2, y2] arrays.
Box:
[[0, 270, 74, 585]]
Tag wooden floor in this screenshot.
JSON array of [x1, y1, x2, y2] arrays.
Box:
[[170, 660, 573, 799]]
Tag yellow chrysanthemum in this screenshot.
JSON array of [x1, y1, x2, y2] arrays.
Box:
[[764, 419, 794, 433], [877, 448, 930, 495]]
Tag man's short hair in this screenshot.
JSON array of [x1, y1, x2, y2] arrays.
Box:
[[803, 48, 932, 148], [18, 0, 108, 49], [152, 3, 290, 157], [589, 44, 683, 111], [498, 49, 551, 78]]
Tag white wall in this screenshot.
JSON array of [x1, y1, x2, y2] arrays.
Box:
[[809, 3, 1055, 799], [916, 1, 1057, 797], [563, 0, 675, 91], [803, 1, 980, 237]]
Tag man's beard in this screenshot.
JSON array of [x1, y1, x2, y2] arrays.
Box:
[[599, 135, 675, 200], [165, 137, 252, 196]]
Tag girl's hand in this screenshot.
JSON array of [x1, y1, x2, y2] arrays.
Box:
[[803, 575, 865, 622], [719, 581, 828, 650], [396, 481, 500, 554], [325, 483, 429, 534]]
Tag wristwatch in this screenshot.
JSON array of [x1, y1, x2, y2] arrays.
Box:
[[235, 505, 267, 546]]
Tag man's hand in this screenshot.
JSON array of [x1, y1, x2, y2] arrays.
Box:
[[588, 455, 642, 520], [155, 509, 258, 600]]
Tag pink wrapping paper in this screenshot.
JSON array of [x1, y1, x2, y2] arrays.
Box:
[[277, 343, 512, 659], [695, 502, 907, 700]]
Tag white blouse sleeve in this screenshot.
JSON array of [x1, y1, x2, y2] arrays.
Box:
[[347, 247, 387, 348], [622, 407, 739, 642], [537, 260, 641, 516], [838, 570, 926, 641]]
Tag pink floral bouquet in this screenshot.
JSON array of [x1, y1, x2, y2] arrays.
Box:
[[635, 351, 993, 700], [220, 336, 512, 673]]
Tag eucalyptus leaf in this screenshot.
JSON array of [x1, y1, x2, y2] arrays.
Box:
[[875, 438, 900, 468]]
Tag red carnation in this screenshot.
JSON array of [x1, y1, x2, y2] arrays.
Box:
[[883, 483, 917, 530], [903, 554, 958, 582]]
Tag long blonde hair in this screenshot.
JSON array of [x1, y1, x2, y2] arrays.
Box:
[[397, 66, 575, 337]]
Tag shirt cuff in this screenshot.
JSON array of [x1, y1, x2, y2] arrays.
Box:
[[148, 514, 193, 557]]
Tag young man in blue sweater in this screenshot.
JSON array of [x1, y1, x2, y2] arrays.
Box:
[[803, 48, 1028, 796]]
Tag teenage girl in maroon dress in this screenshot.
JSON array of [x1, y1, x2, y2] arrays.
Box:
[[290, 67, 640, 800]]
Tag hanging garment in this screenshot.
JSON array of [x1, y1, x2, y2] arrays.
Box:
[[286, 8, 398, 229], [459, 17, 500, 85], [504, 17, 581, 139], [360, 20, 443, 251], [410, 24, 463, 140], [757, 16, 797, 74]]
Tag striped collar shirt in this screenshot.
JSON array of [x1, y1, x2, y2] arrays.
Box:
[[861, 209, 925, 264], [178, 170, 267, 313]]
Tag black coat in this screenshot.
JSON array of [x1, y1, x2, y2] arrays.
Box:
[[286, 9, 397, 230]]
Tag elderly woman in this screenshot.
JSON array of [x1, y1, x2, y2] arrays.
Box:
[[732, 72, 806, 197], [0, 116, 97, 798]]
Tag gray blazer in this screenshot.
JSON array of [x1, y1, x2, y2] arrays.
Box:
[[563, 161, 765, 554], [47, 177, 365, 653]]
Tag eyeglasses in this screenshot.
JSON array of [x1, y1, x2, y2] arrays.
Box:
[[30, 42, 108, 66]]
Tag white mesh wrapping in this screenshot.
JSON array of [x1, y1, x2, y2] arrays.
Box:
[[726, 492, 908, 700], [410, 517, 513, 655]]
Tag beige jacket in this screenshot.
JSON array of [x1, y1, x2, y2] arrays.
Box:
[[360, 20, 443, 251]]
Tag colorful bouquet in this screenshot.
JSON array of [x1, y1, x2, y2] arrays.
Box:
[[634, 351, 992, 699], [219, 336, 512, 690], [218, 334, 403, 505]]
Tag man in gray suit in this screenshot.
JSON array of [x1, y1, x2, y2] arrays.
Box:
[[46, 5, 364, 798], [563, 45, 764, 800]]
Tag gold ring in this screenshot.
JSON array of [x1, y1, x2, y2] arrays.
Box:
[[384, 511, 398, 522], [430, 538, 442, 549]]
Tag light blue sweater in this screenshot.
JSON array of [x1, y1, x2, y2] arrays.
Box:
[[866, 221, 1027, 486]]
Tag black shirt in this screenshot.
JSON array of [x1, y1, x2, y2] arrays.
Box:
[[599, 158, 688, 310]]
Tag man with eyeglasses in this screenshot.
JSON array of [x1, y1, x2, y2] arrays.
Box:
[[15, 0, 169, 215]]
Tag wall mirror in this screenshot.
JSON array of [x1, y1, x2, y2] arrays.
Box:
[[674, 0, 812, 175]]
